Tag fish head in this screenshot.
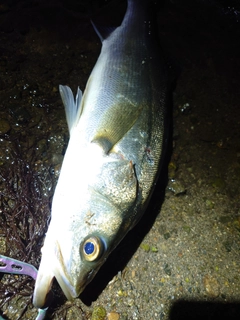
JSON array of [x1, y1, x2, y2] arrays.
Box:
[[33, 153, 138, 308]]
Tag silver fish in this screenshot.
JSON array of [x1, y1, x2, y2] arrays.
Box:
[[33, 0, 169, 308]]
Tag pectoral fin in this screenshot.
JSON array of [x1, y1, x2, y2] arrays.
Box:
[[92, 100, 144, 153]]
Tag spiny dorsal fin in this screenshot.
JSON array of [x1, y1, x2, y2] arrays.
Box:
[[91, 20, 117, 42]]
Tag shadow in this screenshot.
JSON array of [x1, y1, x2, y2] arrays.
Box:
[[170, 300, 240, 320]]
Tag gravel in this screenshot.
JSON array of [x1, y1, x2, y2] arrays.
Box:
[[0, 0, 240, 319]]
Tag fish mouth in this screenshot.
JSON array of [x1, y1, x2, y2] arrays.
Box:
[[33, 270, 54, 308], [52, 266, 80, 300], [33, 240, 83, 308], [33, 261, 85, 308], [51, 239, 84, 300], [52, 250, 99, 302]]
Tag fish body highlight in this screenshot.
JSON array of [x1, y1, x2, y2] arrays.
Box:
[[33, 0, 169, 308]]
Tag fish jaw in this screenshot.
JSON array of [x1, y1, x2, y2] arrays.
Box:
[[51, 238, 104, 301], [33, 216, 115, 308], [32, 238, 55, 308], [33, 227, 84, 308], [32, 155, 136, 308]]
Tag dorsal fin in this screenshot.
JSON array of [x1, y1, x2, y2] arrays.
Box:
[[59, 85, 83, 135], [91, 20, 117, 42]]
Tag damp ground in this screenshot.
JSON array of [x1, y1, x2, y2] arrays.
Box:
[[0, 0, 240, 319]]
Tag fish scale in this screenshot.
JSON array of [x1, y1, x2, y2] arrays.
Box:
[[33, 0, 170, 309]]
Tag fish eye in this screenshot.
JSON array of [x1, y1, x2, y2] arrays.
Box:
[[82, 236, 103, 261]]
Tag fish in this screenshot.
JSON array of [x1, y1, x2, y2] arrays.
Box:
[[33, 0, 169, 308]]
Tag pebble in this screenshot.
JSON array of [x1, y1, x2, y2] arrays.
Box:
[[91, 306, 106, 320], [203, 275, 220, 297], [140, 243, 150, 252], [168, 179, 186, 195], [107, 311, 120, 320]]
